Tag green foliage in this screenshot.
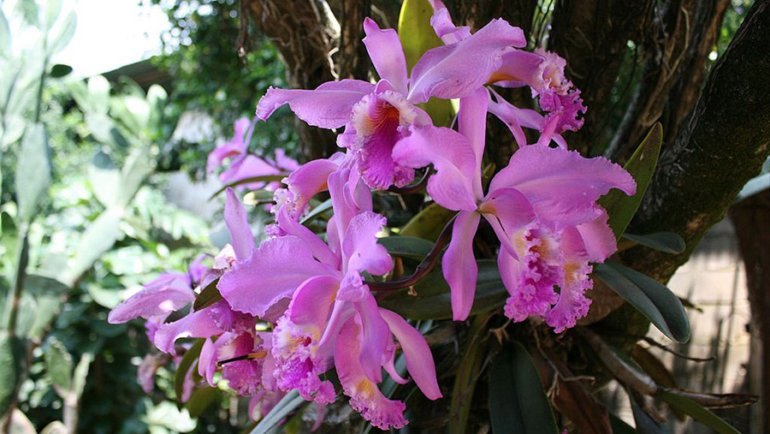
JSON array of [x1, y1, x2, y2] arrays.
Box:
[[148, 0, 299, 177]]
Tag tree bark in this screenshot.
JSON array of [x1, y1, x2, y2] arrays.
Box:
[[730, 190, 770, 434], [549, 0, 654, 155], [622, 0, 770, 283], [245, 0, 339, 160]]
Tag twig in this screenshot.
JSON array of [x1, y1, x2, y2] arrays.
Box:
[[643, 337, 715, 362]]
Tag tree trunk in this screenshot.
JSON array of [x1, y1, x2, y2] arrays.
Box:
[[622, 0, 770, 283], [730, 190, 770, 434]]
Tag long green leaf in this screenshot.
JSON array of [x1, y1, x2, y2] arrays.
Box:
[[63, 208, 123, 285], [193, 278, 221, 311], [449, 314, 490, 434], [601, 123, 663, 238], [0, 332, 25, 416], [594, 262, 690, 343], [400, 203, 455, 241], [174, 339, 204, 401], [659, 391, 740, 434], [379, 260, 506, 320], [15, 123, 51, 222], [250, 390, 304, 434], [45, 337, 73, 394], [622, 232, 686, 254], [397, 0, 454, 126], [377, 235, 434, 261], [300, 198, 332, 224], [186, 386, 220, 418], [488, 341, 559, 434]]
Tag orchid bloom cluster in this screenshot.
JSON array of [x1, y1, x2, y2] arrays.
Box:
[[110, 1, 636, 430]]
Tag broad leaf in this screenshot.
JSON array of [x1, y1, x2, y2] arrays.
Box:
[[175, 339, 204, 401], [72, 352, 93, 399], [24, 274, 69, 339], [47, 11, 76, 54], [609, 415, 638, 434], [88, 152, 121, 208], [594, 262, 690, 343], [449, 314, 490, 434], [63, 208, 124, 285], [622, 232, 686, 254], [379, 260, 507, 320], [187, 387, 220, 418], [601, 123, 663, 238], [489, 341, 559, 434], [194, 278, 221, 311], [300, 198, 332, 224], [49, 63, 72, 78], [0, 332, 25, 416], [0, 9, 10, 55], [659, 391, 740, 434], [398, 0, 455, 126], [378, 235, 434, 261], [401, 203, 455, 241], [629, 392, 665, 434], [45, 337, 73, 393], [250, 390, 304, 434], [15, 123, 51, 222]]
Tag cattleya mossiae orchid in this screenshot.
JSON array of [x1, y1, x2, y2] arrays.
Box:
[[110, 2, 636, 430]]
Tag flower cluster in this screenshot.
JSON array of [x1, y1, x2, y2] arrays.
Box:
[[110, 1, 635, 429]]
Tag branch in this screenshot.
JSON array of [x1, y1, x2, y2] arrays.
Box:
[[623, 0, 770, 282]]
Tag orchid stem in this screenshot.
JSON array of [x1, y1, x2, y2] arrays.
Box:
[[367, 215, 456, 291], [388, 169, 432, 195]]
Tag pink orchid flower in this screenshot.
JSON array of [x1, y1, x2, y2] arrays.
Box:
[[393, 88, 635, 328], [257, 17, 525, 190]]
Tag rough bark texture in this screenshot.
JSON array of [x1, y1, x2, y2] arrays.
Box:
[[245, 0, 339, 160], [730, 191, 770, 434], [549, 0, 654, 155], [623, 0, 770, 283], [334, 0, 371, 80]]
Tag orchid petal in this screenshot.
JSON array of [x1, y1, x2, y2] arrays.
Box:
[[442, 211, 481, 321], [392, 126, 478, 211], [342, 211, 393, 276], [355, 292, 390, 383], [276, 206, 338, 268], [256, 80, 374, 129], [153, 306, 224, 353], [218, 236, 337, 317], [490, 146, 636, 227], [108, 272, 193, 324], [219, 155, 279, 188], [576, 209, 618, 262], [363, 18, 409, 94], [224, 188, 255, 261], [458, 87, 489, 198], [428, 0, 471, 44], [287, 274, 340, 332], [335, 320, 407, 430], [199, 337, 217, 385], [380, 309, 442, 399], [408, 19, 526, 103]]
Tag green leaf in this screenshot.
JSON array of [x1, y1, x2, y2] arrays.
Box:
[[23, 274, 69, 339], [88, 151, 121, 208], [250, 390, 304, 434], [601, 123, 663, 238], [72, 352, 93, 399], [63, 208, 124, 285], [208, 174, 287, 200], [175, 339, 204, 401], [594, 262, 690, 343], [609, 414, 638, 434], [377, 235, 434, 261], [379, 260, 507, 320], [116, 149, 152, 207], [14, 0, 39, 27], [398, 0, 442, 72], [488, 341, 559, 434], [622, 232, 686, 254], [401, 203, 455, 241], [397, 0, 454, 126], [300, 198, 332, 224], [186, 386, 220, 418], [193, 278, 221, 311], [449, 314, 490, 434], [15, 123, 51, 222], [0, 332, 25, 416], [629, 392, 664, 434], [49, 63, 72, 78], [45, 337, 73, 393], [0, 9, 10, 55], [659, 391, 740, 434]]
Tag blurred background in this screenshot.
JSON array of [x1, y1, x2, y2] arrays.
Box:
[[0, 0, 767, 433]]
